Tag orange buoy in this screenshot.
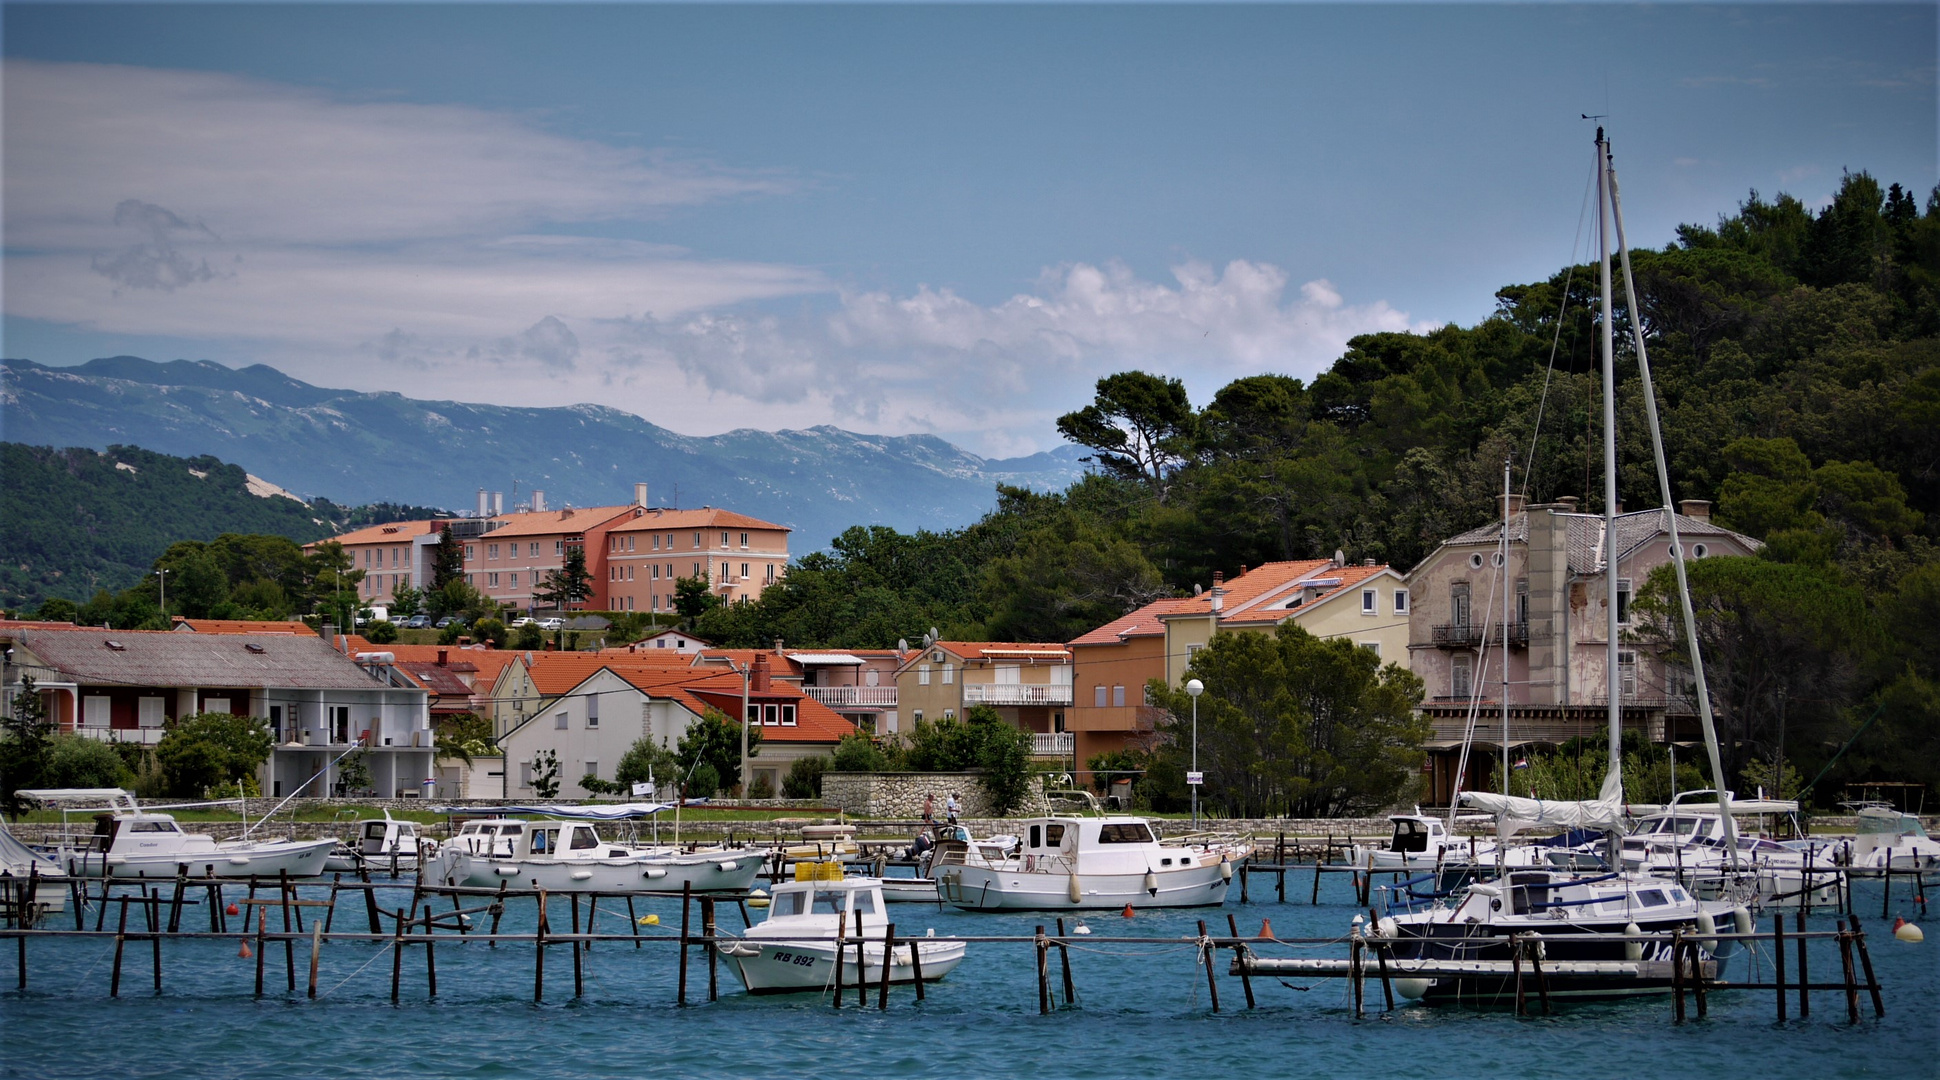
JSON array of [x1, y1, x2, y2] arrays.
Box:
[[226, 902, 240, 917], [1121, 903, 1135, 918], [1260, 918, 1274, 939], [238, 939, 252, 959]]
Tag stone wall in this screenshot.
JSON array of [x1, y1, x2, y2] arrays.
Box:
[[819, 771, 1051, 819]]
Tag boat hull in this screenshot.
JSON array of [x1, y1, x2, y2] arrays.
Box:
[[938, 862, 1230, 910], [444, 849, 766, 893], [65, 838, 338, 880], [719, 936, 966, 994], [1378, 914, 1734, 1003]]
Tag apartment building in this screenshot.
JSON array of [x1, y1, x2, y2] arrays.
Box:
[[1404, 497, 1760, 802], [895, 642, 1075, 762], [462, 503, 639, 613], [315, 519, 446, 603], [602, 507, 791, 613]]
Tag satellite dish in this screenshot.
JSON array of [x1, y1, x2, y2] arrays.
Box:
[[897, 638, 908, 652], [1334, 549, 1346, 566]]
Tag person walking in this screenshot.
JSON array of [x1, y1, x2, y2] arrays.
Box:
[[946, 792, 961, 825], [922, 792, 936, 826]]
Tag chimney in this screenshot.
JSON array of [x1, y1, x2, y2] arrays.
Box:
[[1679, 499, 1712, 522], [1556, 496, 1580, 511], [1301, 583, 1322, 606], [751, 652, 771, 693], [774, 638, 784, 655], [437, 649, 448, 667], [1210, 572, 1225, 614], [492, 491, 504, 515], [477, 488, 488, 518], [1497, 493, 1527, 518], [532, 489, 546, 513], [634, 482, 649, 507], [1363, 559, 1376, 567]]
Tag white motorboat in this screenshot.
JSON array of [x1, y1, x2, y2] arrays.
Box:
[[1353, 814, 1500, 872], [22, 788, 337, 880], [324, 812, 436, 874], [436, 817, 765, 893], [1617, 794, 1839, 908], [1847, 804, 1940, 874], [718, 868, 966, 994], [935, 815, 1249, 911]]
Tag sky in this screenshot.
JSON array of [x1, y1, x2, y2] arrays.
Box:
[[2, 3, 1934, 459]]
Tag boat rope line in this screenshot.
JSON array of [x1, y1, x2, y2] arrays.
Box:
[[66, 939, 117, 991], [316, 937, 396, 999], [1520, 152, 1599, 501]]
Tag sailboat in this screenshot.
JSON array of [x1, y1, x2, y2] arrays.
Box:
[[1368, 129, 1753, 1002]]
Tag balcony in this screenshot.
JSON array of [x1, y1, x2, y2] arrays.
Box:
[[803, 685, 899, 709], [1032, 732, 1075, 757], [76, 726, 163, 747], [963, 684, 1075, 707], [1429, 621, 1529, 649]]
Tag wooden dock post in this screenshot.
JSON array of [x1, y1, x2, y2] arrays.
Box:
[[1227, 913, 1255, 1009], [878, 922, 895, 1010], [853, 914, 868, 1008], [1239, 860, 1248, 903], [1529, 940, 1550, 1015], [677, 882, 692, 1006], [1311, 855, 1323, 906], [391, 908, 405, 1003], [908, 920, 926, 1001], [147, 888, 163, 993], [1368, 909, 1393, 1012], [1197, 919, 1220, 1013], [488, 882, 507, 946], [1035, 925, 1050, 1016], [701, 897, 717, 1003], [424, 906, 438, 999], [1849, 914, 1885, 1018], [533, 888, 548, 1004], [832, 911, 846, 1010], [1795, 908, 1810, 1018], [1773, 913, 1787, 1022], [1670, 930, 1685, 1023], [15, 925, 24, 990], [168, 865, 187, 934], [1690, 938, 1707, 1019], [626, 895, 641, 949], [1057, 917, 1078, 1008], [1511, 936, 1526, 1017], [109, 901, 128, 998], [570, 894, 584, 1000], [307, 921, 322, 999], [361, 867, 381, 934], [254, 910, 266, 997], [1837, 921, 1860, 1024], [324, 875, 339, 934], [1349, 930, 1364, 1019]]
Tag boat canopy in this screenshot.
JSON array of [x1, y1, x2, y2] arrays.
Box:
[[429, 802, 674, 819], [1459, 767, 1626, 834]]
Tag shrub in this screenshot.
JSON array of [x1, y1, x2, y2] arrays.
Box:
[[42, 734, 132, 788], [749, 773, 775, 799], [831, 732, 889, 772], [782, 755, 828, 799], [363, 619, 399, 644], [472, 618, 508, 649], [684, 761, 721, 799], [155, 712, 273, 798]]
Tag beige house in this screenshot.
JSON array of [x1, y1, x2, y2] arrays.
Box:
[[1155, 559, 1414, 686], [895, 642, 1075, 764], [1404, 496, 1760, 803]]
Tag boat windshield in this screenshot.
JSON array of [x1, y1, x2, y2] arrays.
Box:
[[1097, 823, 1155, 845]]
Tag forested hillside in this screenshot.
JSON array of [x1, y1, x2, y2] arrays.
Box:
[[692, 172, 1940, 796], [0, 443, 443, 610]]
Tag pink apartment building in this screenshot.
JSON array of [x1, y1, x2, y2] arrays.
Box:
[[602, 507, 791, 613]]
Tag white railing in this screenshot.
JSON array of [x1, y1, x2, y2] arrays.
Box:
[[803, 686, 899, 708], [1031, 732, 1075, 757], [75, 727, 164, 747], [964, 684, 1074, 707]]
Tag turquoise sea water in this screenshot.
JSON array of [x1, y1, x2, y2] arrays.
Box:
[[2, 874, 1934, 1080]]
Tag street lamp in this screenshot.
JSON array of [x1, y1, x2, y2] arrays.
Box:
[[1185, 678, 1204, 830], [155, 568, 170, 617]]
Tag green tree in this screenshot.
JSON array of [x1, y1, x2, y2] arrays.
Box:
[[511, 622, 544, 651], [154, 711, 274, 798], [41, 734, 134, 788], [432, 712, 495, 766], [1056, 371, 1198, 502], [615, 737, 678, 792], [432, 525, 465, 590], [388, 582, 423, 619], [899, 706, 1036, 815], [535, 546, 595, 611], [472, 618, 508, 649], [363, 619, 399, 644], [1147, 624, 1430, 818], [782, 755, 828, 798], [531, 749, 560, 799], [830, 732, 891, 772], [0, 675, 54, 817], [675, 707, 759, 795], [306, 541, 363, 629]]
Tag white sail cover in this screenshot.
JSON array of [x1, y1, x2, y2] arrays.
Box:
[[428, 802, 674, 820], [1458, 766, 1626, 834], [0, 820, 63, 877]]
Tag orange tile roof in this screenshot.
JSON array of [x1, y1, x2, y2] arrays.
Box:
[[515, 652, 703, 696], [481, 505, 638, 539], [314, 519, 444, 548], [520, 661, 854, 743], [336, 637, 524, 686], [690, 649, 804, 678], [1069, 597, 1198, 647], [173, 618, 311, 635], [1217, 564, 1398, 626], [939, 641, 1071, 661], [608, 506, 789, 534]]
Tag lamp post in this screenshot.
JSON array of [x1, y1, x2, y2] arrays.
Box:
[[1185, 678, 1203, 830], [155, 567, 170, 618]]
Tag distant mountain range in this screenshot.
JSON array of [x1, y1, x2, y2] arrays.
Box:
[[0, 357, 1089, 548]]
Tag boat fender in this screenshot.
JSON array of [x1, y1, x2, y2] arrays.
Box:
[[1695, 909, 1717, 952], [1893, 917, 1923, 943], [1143, 871, 1158, 897], [1624, 922, 1643, 961], [1376, 916, 1398, 939], [1068, 873, 1082, 904], [717, 861, 739, 872], [1732, 906, 1753, 940], [570, 870, 593, 881], [1220, 857, 1233, 883], [1394, 978, 1433, 1001], [643, 868, 668, 880]]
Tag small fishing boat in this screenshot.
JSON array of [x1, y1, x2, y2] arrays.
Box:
[[1617, 793, 1839, 908], [23, 788, 337, 880], [435, 814, 764, 893], [935, 815, 1249, 910], [1847, 804, 1940, 874], [717, 865, 966, 994], [324, 812, 436, 875], [1353, 813, 1499, 872]]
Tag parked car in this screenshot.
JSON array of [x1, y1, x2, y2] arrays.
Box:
[[403, 615, 431, 629], [434, 616, 463, 629], [510, 617, 536, 628], [537, 617, 565, 631]]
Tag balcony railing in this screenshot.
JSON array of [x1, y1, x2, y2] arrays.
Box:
[[1429, 622, 1530, 649], [1032, 732, 1075, 757], [963, 684, 1075, 707], [75, 726, 164, 747], [803, 686, 899, 709]]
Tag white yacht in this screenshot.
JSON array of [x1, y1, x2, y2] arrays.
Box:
[[435, 817, 764, 893], [718, 869, 966, 994], [1354, 813, 1499, 872], [1848, 804, 1940, 874], [24, 788, 337, 880], [1617, 793, 1839, 907], [324, 812, 435, 874], [935, 815, 1249, 911]]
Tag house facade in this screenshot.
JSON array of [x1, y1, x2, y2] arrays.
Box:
[[603, 507, 791, 614], [1404, 497, 1760, 803], [0, 624, 433, 798], [895, 642, 1075, 764], [461, 503, 639, 614], [795, 648, 912, 736], [311, 519, 446, 605]]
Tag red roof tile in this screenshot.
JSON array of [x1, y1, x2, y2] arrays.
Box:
[[313, 520, 444, 548], [480, 506, 639, 539], [608, 507, 789, 534], [1069, 597, 1197, 646]]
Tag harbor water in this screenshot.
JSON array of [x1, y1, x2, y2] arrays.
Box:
[[2, 873, 1934, 1079]]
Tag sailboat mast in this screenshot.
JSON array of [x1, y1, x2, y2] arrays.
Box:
[[1501, 457, 1513, 800], [1603, 138, 1740, 866], [1597, 129, 1621, 774]]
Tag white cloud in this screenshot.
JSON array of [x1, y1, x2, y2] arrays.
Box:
[[2, 59, 1431, 456]]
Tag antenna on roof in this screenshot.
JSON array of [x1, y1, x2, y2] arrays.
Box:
[[897, 638, 908, 652], [1334, 549, 1346, 567]]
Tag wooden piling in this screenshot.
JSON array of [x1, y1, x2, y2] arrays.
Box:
[[488, 882, 507, 946], [570, 894, 584, 1000], [677, 882, 692, 1006], [908, 921, 925, 1001], [1035, 925, 1050, 1015], [15, 925, 24, 990], [1058, 917, 1078, 1008], [1849, 914, 1885, 1018], [361, 867, 381, 935], [1691, 938, 1707, 1019], [1369, 911, 1393, 1013], [1349, 931, 1364, 1018], [391, 908, 405, 1003], [1529, 940, 1550, 1015], [1670, 930, 1685, 1022], [878, 922, 895, 1010], [701, 897, 717, 1003], [110, 901, 128, 998], [1227, 913, 1255, 1009], [626, 895, 641, 949], [307, 921, 322, 999], [854, 916, 868, 1008], [833, 911, 846, 1010], [147, 888, 162, 993], [1837, 921, 1860, 1024], [1512, 937, 1526, 1017], [1311, 855, 1322, 906], [168, 866, 187, 934], [533, 888, 548, 1004], [254, 910, 266, 997], [1773, 913, 1787, 1022], [323, 875, 339, 934], [1197, 919, 1220, 1013], [424, 907, 438, 999], [1796, 908, 1810, 1018]]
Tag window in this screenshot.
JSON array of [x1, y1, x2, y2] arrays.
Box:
[[1468, 552, 1484, 570], [919, 664, 931, 686], [1094, 684, 1107, 707], [465, 574, 475, 586], [1097, 822, 1155, 844], [943, 709, 955, 721], [1616, 578, 1633, 625], [520, 762, 534, 788], [555, 712, 568, 730], [555, 540, 565, 555], [741, 562, 749, 579], [1360, 642, 1381, 658], [488, 543, 499, 560], [268, 704, 283, 740], [719, 561, 729, 580], [1451, 583, 1471, 627], [1394, 589, 1409, 614], [693, 532, 702, 548], [693, 562, 701, 578], [587, 697, 600, 728], [488, 572, 500, 588], [465, 545, 475, 560], [1112, 685, 1125, 707], [652, 565, 660, 580], [1516, 579, 1529, 626], [1452, 655, 1473, 699], [1361, 589, 1377, 614], [652, 534, 660, 550], [941, 664, 954, 684], [138, 697, 165, 728], [1618, 651, 1638, 697], [911, 710, 923, 724], [721, 531, 731, 548], [205, 697, 232, 715], [528, 543, 539, 557], [509, 572, 519, 588], [765, 564, 775, 582], [740, 532, 749, 548], [584, 762, 599, 782], [83, 696, 111, 728]]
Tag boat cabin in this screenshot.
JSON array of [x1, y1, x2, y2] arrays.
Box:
[[759, 875, 889, 931], [358, 816, 426, 857], [1382, 815, 1449, 855], [89, 812, 198, 856]]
